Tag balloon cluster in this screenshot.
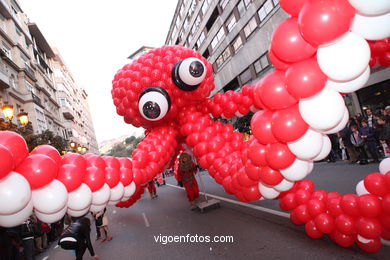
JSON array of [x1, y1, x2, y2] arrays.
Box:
[[0, 131, 137, 227], [279, 159, 390, 253]]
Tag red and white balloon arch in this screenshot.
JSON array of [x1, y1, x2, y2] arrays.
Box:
[[1, 0, 390, 253]]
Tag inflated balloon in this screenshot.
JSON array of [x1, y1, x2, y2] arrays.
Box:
[[279, 0, 306, 17], [32, 179, 68, 214], [298, 0, 355, 47], [312, 135, 332, 161], [348, 0, 390, 15], [0, 200, 33, 228], [90, 203, 106, 213], [258, 182, 280, 199], [356, 180, 369, 196], [35, 205, 67, 224], [0, 131, 28, 167], [108, 182, 125, 204], [379, 158, 390, 174], [83, 166, 105, 192], [317, 32, 370, 81], [322, 108, 349, 135], [15, 154, 58, 190], [91, 183, 110, 206], [0, 172, 31, 215], [61, 153, 87, 169], [288, 128, 323, 160], [122, 182, 136, 201], [57, 164, 85, 192], [265, 143, 296, 170], [67, 207, 90, 218], [31, 145, 62, 165], [351, 13, 390, 41], [67, 183, 92, 211], [251, 110, 277, 145], [0, 144, 13, 180]]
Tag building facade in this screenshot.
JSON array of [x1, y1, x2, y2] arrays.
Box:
[[0, 0, 99, 153], [165, 0, 390, 116]]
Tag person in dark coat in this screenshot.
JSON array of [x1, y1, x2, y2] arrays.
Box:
[[360, 120, 379, 162]]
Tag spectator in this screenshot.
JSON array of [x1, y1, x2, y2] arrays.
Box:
[[21, 215, 39, 260], [95, 208, 113, 242], [360, 120, 380, 163], [350, 125, 368, 165], [340, 119, 358, 163], [337, 132, 348, 161], [326, 134, 338, 162], [384, 105, 390, 122], [34, 221, 46, 254], [91, 212, 102, 241], [377, 115, 390, 157], [364, 109, 374, 128]]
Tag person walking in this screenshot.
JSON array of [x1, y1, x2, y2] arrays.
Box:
[[58, 216, 99, 260], [350, 125, 368, 165], [20, 215, 39, 260], [360, 120, 380, 163], [90, 212, 101, 241], [95, 208, 112, 242], [177, 153, 200, 210], [147, 179, 158, 199]]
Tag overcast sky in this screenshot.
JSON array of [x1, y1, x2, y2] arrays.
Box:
[[19, 0, 178, 143]]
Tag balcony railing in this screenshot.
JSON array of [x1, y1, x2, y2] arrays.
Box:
[[32, 93, 41, 105]]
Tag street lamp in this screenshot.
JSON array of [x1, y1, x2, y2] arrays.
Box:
[[17, 109, 29, 126], [2, 101, 14, 121], [68, 141, 88, 154], [0, 100, 29, 131]]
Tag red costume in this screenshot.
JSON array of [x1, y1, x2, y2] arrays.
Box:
[[177, 154, 199, 202]]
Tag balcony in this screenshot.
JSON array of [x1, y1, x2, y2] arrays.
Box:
[[62, 107, 75, 120], [23, 64, 36, 80], [32, 93, 42, 105]]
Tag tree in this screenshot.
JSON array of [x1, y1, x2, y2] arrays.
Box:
[[23, 130, 68, 153], [125, 136, 136, 144]]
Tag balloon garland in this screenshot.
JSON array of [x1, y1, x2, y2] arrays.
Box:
[[1, 0, 390, 253]]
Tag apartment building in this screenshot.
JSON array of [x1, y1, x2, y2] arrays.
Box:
[[165, 0, 390, 115], [0, 0, 99, 153]]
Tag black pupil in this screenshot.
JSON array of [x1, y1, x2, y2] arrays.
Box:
[[189, 61, 204, 78], [143, 101, 161, 119]]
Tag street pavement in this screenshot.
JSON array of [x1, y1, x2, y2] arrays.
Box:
[[36, 161, 390, 260]]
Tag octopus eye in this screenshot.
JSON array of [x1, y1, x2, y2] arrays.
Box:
[[138, 87, 171, 121], [172, 57, 207, 91]]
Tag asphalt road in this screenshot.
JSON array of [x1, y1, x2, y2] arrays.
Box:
[[36, 161, 390, 260]]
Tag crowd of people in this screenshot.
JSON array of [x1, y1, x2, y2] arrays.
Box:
[[330, 106, 390, 164]]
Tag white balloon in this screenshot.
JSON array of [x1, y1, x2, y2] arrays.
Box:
[[67, 207, 90, 217], [351, 12, 390, 40], [109, 182, 125, 202], [348, 0, 390, 15], [0, 200, 33, 228], [326, 66, 370, 93], [90, 203, 106, 213], [273, 179, 294, 192], [313, 135, 332, 161], [322, 108, 349, 134], [307, 161, 314, 175], [258, 182, 280, 199], [68, 183, 92, 211], [280, 159, 311, 182], [32, 180, 68, 214], [299, 87, 345, 131], [379, 158, 390, 174], [356, 180, 370, 196], [35, 205, 67, 224], [0, 172, 31, 215], [122, 182, 136, 201], [92, 183, 110, 205], [288, 128, 323, 160], [317, 32, 370, 81]]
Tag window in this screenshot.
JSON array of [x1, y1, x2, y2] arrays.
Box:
[[243, 16, 257, 38], [206, 7, 219, 31], [216, 47, 231, 68], [240, 68, 252, 85], [15, 25, 22, 36], [258, 0, 274, 22], [1, 43, 11, 60], [188, 0, 197, 18], [202, 0, 212, 15], [226, 13, 236, 32], [179, 3, 184, 17], [0, 13, 6, 32], [211, 27, 225, 50], [10, 76, 16, 89], [237, 0, 252, 17], [197, 31, 205, 47], [254, 53, 270, 74], [25, 81, 35, 94], [232, 36, 243, 53], [220, 0, 229, 10]]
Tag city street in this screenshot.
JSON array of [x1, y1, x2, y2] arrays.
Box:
[[37, 161, 390, 260]]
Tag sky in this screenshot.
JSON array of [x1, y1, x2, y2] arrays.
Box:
[[19, 0, 178, 143]]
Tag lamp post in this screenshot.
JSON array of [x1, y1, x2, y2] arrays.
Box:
[[66, 141, 88, 154], [0, 100, 29, 131]]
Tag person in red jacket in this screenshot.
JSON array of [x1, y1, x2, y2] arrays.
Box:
[[177, 153, 199, 210]]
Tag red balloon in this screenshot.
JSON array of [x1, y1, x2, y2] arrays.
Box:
[[279, 0, 306, 17], [271, 105, 308, 143], [0, 144, 13, 180], [305, 220, 323, 238], [245, 162, 262, 182], [335, 214, 357, 235], [340, 194, 360, 217], [237, 170, 256, 187], [311, 190, 327, 202], [271, 18, 316, 63], [356, 237, 381, 253], [0, 131, 28, 168], [259, 166, 283, 186], [327, 197, 343, 217], [251, 110, 278, 145], [298, 0, 355, 47], [57, 164, 84, 192], [358, 194, 382, 218], [293, 204, 311, 224], [295, 189, 311, 205], [242, 185, 262, 201], [379, 214, 390, 230], [369, 56, 377, 67], [331, 230, 356, 247], [222, 176, 235, 195], [383, 194, 390, 215], [356, 217, 382, 239], [103, 156, 120, 169], [298, 180, 315, 193], [117, 157, 132, 169], [285, 58, 327, 99], [268, 47, 291, 71], [279, 193, 297, 211], [248, 141, 267, 167], [15, 154, 58, 189], [382, 228, 390, 240], [83, 166, 105, 192], [62, 153, 87, 169], [265, 143, 296, 170], [86, 155, 106, 169], [364, 173, 388, 197], [307, 199, 326, 218], [315, 213, 335, 234], [120, 167, 133, 186], [31, 145, 61, 165], [378, 51, 390, 67], [253, 71, 297, 111]]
